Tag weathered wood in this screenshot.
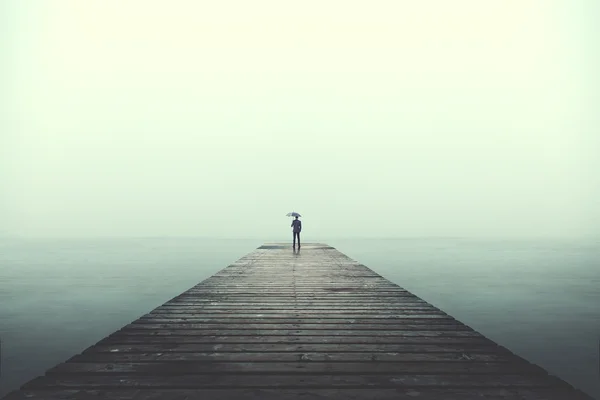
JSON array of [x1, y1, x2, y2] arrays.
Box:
[[66, 352, 516, 363], [168, 298, 434, 303], [114, 329, 483, 337], [98, 335, 492, 345], [124, 323, 473, 330], [82, 343, 507, 353], [158, 304, 435, 309], [134, 317, 464, 324], [148, 308, 447, 314], [174, 294, 426, 298], [20, 373, 567, 389], [2, 242, 593, 400], [179, 292, 419, 297], [45, 361, 546, 375], [165, 300, 432, 305], [139, 313, 455, 319], [2, 388, 594, 400]]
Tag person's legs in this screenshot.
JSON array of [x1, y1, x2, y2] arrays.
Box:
[[293, 232, 297, 247], [297, 232, 301, 247]]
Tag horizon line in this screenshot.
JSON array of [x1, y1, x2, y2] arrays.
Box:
[[1, 235, 597, 241]]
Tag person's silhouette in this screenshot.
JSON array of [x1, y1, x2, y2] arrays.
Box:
[[291, 216, 301, 249]]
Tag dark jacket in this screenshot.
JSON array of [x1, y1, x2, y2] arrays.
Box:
[[291, 219, 302, 233]]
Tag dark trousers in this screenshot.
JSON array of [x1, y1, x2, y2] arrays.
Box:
[[293, 232, 301, 247]]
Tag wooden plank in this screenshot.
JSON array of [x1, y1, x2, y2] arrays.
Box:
[[82, 344, 508, 353], [152, 306, 444, 311], [66, 352, 516, 363], [3, 388, 594, 400], [170, 296, 429, 301], [20, 373, 566, 389], [194, 283, 405, 286], [2, 242, 593, 400], [148, 308, 447, 314], [46, 361, 547, 375], [133, 317, 463, 324], [155, 305, 439, 311], [139, 313, 455, 319], [164, 300, 432, 304], [194, 293, 417, 296], [114, 329, 483, 337], [183, 285, 414, 288], [98, 335, 492, 345], [194, 279, 398, 282], [161, 304, 437, 309], [125, 323, 473, 330]]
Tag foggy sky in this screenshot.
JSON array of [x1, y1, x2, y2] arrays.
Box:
[[2, 1, 598, 239]]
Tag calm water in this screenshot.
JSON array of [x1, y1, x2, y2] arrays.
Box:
[[0, 237, 598, 398]]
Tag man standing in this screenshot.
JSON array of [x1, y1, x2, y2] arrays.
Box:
[[291, 215, 302, 249]]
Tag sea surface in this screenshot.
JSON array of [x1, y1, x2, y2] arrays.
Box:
[[0, 237, 598, 399]]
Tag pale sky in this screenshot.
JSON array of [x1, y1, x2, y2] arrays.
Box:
[[1, 1, 598, 239]]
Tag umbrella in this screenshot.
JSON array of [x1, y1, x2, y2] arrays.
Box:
[[286, 212, 301, 217]]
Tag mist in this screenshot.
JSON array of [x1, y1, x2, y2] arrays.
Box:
[[2, 0, 598, 239]]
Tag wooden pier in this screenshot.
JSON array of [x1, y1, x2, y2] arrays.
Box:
[[2, 243, 594, 400]]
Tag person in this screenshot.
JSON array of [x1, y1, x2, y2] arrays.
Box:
[[291, 215, 301, 248]]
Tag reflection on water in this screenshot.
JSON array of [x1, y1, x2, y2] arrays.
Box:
[[0, 237, 598, 399]]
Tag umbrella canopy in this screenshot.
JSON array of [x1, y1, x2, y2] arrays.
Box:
[[286, 212, 301, 217]]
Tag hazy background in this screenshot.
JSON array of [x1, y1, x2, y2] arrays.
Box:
[[1, 0, 599, 239]]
